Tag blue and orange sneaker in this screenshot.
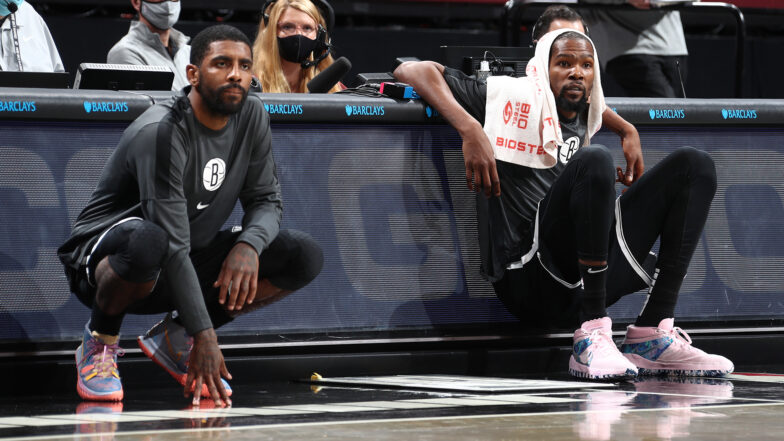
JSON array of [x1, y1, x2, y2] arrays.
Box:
[[621, 318, 734, 377], [75, 324, 124, 401], [137, 313, 232, 398], [75, 401, 123, 436], [568, 317, 639, 380]]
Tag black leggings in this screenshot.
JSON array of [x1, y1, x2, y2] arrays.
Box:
[[495, 145, 717, 328], [71, 222, 324, 328]]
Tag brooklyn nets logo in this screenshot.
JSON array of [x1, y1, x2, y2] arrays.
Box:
[[559, 136, 580, 164], [202, 158, 226, 191]]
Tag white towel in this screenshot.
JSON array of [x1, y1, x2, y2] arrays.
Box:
[[483, 28, 605, 169]]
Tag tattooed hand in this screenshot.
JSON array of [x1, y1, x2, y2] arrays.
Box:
[[185, 328, 232, 407], [214, 242, 259, 312]]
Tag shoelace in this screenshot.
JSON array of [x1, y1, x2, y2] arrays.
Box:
[[582, 328, 617, 356], [85, 342, 125, 379], [658, 326, 693, 347]]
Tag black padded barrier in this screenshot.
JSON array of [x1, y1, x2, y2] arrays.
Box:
[[1, 89, 784, 350], [3, 88, 783, 125]]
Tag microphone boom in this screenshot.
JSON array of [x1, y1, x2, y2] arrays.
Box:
[[307, 56, 352, 93]]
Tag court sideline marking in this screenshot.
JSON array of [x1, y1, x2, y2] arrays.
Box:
[[2, 396, 783, 441]]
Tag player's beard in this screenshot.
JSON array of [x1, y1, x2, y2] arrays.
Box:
[[556, 87, 589, 115], [198, 83, 248, 116]]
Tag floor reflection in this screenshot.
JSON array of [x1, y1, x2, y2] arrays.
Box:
[[6, 374, 779, 441], [74, 401, 123, 441], [572, 377, 734, 441], [183, 400, 232, 433]]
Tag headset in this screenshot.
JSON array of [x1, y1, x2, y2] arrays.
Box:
[[261, 0, 335, 34], [261, 0, 335, 68]]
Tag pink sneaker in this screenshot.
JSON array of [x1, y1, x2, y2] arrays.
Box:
[[569, 317, 639, 380], [621, 319, 734, 377]]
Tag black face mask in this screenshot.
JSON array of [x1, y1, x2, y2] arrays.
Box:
[[277, 34, 319, 65]]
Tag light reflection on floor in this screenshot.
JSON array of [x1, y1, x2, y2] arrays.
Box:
[[3, 375, 784, 441]]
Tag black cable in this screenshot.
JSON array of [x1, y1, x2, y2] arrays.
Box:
[[483, 51, 504, 75], [335, 84, 386, 98]]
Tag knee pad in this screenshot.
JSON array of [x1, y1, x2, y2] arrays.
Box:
[[269, 230, 324, 290], [673, 146, 717, 190], [288, 230, 324, 285], [580, 145, 614, 167], [577, 145, 615, 186], [677, 146, 715, 171], [128, 221, 168, 268], [296, 233, 325, 285], [109, 221, 168, 283]]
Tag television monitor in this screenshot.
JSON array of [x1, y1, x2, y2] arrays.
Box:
[[0, 71, 70, 88], [73, 63, 174, 91], [440, 46, 534, 78]]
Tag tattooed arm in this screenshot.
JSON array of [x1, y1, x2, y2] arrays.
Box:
[[214, 242, 260, 311], [185, 327, 232, 407], [182, 241, 259, 406]]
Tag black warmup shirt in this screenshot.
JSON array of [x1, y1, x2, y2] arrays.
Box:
[[442, 67, 587, 282], [58, 88, 282, 334]]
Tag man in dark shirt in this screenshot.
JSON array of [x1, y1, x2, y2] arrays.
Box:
[[59, 25, 323, 406], [395, 29, 732, 380]]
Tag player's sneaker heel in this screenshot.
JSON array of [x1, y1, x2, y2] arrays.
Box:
[[138, 313, 232, 397]]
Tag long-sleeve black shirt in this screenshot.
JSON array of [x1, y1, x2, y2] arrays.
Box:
[[442, 67, 586, 282], [58, 89, 282, 335]]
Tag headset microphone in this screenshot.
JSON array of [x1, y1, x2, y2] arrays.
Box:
[[675, 60, 687, 99], [300, 24, 331, 69], [7, 0, 18, 13], [307, 56, 351, 93]]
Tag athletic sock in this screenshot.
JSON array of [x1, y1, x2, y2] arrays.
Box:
[[635, 267, 683, 327], [89, 304, 124, 338], [579, 262, 608, 322]]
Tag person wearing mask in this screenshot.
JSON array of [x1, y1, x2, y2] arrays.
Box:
[[107, 0, 190, 91], [0, 0, 64, 72], [252, 0, 340, 93]]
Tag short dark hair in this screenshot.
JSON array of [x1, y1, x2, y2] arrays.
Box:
[[532, 5, 589, 42], [549, 31, 593, 61], [190, 25, 252, 65]]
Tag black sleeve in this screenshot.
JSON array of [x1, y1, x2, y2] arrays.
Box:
[[128, 118, 212, 335], [442, 66, 488, 126], [237, 98, 283, 253]]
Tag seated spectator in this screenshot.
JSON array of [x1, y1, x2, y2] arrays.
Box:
[[107, 0, 190, 91], [0, 0, 64, 72], [252, 0, 340, 93]]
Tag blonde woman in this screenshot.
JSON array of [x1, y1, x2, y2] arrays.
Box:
[[252, 0, 341, 93]]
